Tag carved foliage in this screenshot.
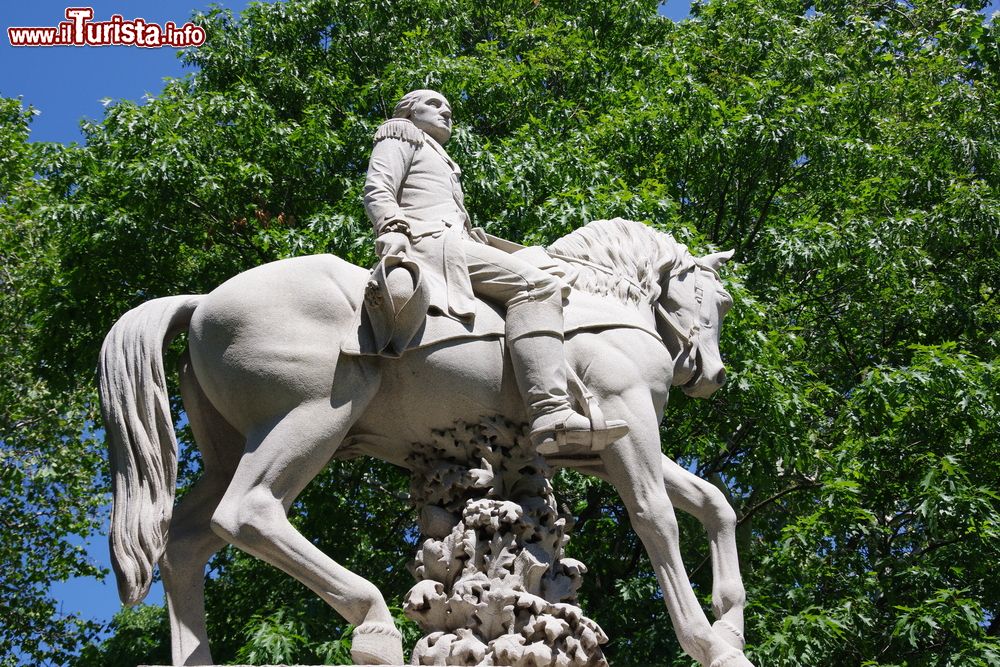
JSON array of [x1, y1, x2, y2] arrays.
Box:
[[405, 419, 608, 667]]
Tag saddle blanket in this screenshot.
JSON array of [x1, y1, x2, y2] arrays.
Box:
[[340, 249, 661, 357]]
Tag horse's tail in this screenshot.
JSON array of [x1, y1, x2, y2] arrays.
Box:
[[98, 294, 202, 606]]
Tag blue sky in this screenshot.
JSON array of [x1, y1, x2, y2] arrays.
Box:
[[1, 0, 994, 650], [1, 1, 252, 144]]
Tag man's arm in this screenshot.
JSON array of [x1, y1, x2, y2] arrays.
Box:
[[363, 119, 423, 256]]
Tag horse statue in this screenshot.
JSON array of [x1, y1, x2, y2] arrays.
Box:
[[98, 217, 751, 667]]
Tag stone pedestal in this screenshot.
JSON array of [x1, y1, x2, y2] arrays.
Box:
[[404, 418, 608, 667]]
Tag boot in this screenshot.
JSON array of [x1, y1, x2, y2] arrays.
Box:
[[506, 298, 628, 455]]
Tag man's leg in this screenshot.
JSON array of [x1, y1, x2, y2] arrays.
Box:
[[461, 240, 627, 452]]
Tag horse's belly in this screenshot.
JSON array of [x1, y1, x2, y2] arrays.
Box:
[[356, 338, 524, 446]]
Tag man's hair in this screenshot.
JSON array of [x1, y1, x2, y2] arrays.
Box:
[[393, 89, 445, 118]]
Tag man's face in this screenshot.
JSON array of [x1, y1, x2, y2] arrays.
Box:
[[409, 92, 452, 144]]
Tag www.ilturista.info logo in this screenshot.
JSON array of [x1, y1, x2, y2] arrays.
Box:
[[7, 7, 206, 48]]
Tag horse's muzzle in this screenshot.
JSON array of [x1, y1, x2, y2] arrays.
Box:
[[682, 365, 726, 399]]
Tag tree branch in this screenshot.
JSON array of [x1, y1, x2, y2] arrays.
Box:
[[736, 481, 821, 528]]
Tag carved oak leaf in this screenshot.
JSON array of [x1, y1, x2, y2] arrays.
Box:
[[481, 416, 520, 442], [466, 531, 491, 576], [431, 420, 474, 451], [475, 442, 505, 474], [489, 633, 526, 665], [542, 559, 587, 603], [517, 641, 555, 667], [485, 531, 518, 582], [413, 631, 452, 666], [576, 615, 609, 644], [422, 463, 472, 506], [467, 460, 495, 490], [452, 571, 490, 602], [464, 499, 524, 532], [552, 648, 575, 667], [539, 616, 571, 644], [540, 572, 576, 604], [559, 558, 587, 579], [473, 591, 517, 639], [515, 592, 550, 617], [578, 625, 601, 653], [415, 532, 465, 587], [550, 603, 583, 625], [517, 497, 557, 532], [450, 627, 488, 665], [462, 499, 493, 529], [512, 549, 549, 594], [562, 636, 584, 663], [448, 595, 480, 632], [404, 579, 449, 630]]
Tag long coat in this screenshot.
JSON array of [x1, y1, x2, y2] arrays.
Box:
[[363, 117, 481, 320]]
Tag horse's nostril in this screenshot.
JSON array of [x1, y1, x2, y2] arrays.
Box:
[[716, 369, 726, 385]]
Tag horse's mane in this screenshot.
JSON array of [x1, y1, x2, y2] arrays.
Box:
[[547, 218, 695, 306]]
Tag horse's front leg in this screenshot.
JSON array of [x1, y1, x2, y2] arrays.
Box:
[[598, 387, 753, 667], [660, 455, 746, 649]]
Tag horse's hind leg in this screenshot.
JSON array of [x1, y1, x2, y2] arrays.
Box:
[[660, 454, 746, 650], [208, 362, 402, 665], [160, 353, 242, 666]]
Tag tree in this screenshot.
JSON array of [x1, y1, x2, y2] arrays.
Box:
[[0, 99, 105, 665], [1, 0, 997, 665]]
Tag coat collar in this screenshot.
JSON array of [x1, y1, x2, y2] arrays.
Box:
[[422, 132, 461, 175]]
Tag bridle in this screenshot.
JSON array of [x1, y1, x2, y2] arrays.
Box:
[[655, 264, 710, 367]]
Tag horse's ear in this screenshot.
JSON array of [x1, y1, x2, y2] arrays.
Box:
[[702, 249, 735, 271]]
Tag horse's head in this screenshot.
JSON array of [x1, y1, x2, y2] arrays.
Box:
[[545, 219, 735, 397], [657, 250, 735, 398]]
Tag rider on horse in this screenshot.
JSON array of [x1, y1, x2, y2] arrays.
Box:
[[363, 89, 628, 455]]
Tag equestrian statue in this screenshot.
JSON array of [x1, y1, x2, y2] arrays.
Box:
[[98, 89, 752, 667]]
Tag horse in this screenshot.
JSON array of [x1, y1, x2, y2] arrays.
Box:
[[98, 218, 752, 667]]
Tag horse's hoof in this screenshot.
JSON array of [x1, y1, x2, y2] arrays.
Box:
[[713, 618, 746, 650], [351, 621, 404, 665], [709, 648, 755, 667]]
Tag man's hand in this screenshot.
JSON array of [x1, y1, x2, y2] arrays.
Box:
[[376, 231, 410, 257]]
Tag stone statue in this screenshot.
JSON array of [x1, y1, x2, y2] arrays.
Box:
[[97, 91, 753, 667], [360, 89, 626, 455]]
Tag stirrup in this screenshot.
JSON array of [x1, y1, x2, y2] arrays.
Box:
[[533, 366, 630, 455], [531, 415, 629, 455]]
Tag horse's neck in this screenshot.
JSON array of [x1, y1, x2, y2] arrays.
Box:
[[552, 251, 656, 303], [554, 258, 660, 336]]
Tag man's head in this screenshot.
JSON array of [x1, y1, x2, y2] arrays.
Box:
[[393, 89, 453, 144]]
